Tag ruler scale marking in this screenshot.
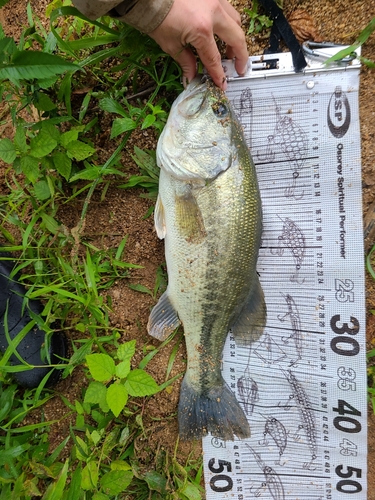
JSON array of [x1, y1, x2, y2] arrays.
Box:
[[203, 50, 367, 499]]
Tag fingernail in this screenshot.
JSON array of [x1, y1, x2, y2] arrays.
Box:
[[222, 77, 228, 91], [237, 60, 250, 76], [182, 76, 188, 88]]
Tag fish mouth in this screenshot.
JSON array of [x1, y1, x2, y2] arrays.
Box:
[[177, 79, 208, 118], [177, 76, 223, 119]]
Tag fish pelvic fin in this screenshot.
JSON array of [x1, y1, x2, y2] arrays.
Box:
[[154, 194, 166, 239], [147, 291, 181, 341], [178, 377, 250, 441], [231, 274, 266, 347]]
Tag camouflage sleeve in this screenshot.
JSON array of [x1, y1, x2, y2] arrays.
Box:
[[72, 0, 174, 33]]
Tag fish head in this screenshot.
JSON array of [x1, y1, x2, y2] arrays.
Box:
[[157, 78, 238, 182]]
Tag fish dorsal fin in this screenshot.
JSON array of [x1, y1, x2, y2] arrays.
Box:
[[154, 194, 166, 239], [231, 275, 266, 347], [147, 291, 181, 341]]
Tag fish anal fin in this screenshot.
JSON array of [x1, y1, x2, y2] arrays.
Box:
[[147, 291, 181, 341], [231, 275, 266, 347]]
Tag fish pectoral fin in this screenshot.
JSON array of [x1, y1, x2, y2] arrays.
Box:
[[147, 291, 181, 341], [231, 275, 266, 347], [175, 187, 206, 244], [154, 194, 166, 239]]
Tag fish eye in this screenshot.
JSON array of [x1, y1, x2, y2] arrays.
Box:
[[212, 102, 228, 117]]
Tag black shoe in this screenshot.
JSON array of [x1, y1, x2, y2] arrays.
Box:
[[0, 256, 67, 388]]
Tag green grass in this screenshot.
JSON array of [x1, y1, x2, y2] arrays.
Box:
[[324, 16, 375, 67], [2, 1, 373, 496], [0, 2, 205, 498]]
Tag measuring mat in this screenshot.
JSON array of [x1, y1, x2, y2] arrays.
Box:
[[203, 48, 367, 499]]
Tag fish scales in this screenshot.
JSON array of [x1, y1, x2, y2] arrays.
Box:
[[148, 78, 266, 441]]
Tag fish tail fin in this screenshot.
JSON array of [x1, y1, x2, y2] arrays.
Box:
[[178, 377, 250, 441]]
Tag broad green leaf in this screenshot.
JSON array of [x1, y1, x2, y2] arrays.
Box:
[[99, 97, 128, 117], [38, 76, 59, 89], [20, 155, 39, 183], [86, 353, 115, 382], [0, 138, 16, 163], [29, 461, 55, 478], [124, 369, 159, 397], [29, 126, 58, 158], [58, 72, 73, 115], [144, 471, 168, 494], [75, 400, 84, 415], [110, 117, 137, 139], [52, 152, 72, 180], [41, 213, 60, 233], [100, 470, 133, 496], [33, 180, 51, 200], [179, 481, 202, 500], [0, 50, 79, 81], [14, 126, 28, 154], [23, 479, 42, 497], [132, 146, 159, 177], [34, 93, 57, 112], [117, 340, 136, 362], [0, 40, 16, 69], [60, 129, 79, 148], [65, 140, 95, 161], [84, 380, 108, 407], [41, 121, 61, 142], [115, 360, 130, 379], [69, 165, 103, 182], [119, 174, 157, 190], [141, 114, 156, 129], [81, 461, 99, 491], [75, 435, 89, 461], [92, 493, 110, 500], [111, 460, 132, 471], [106, 383, 128, 417], [128, 283, 153, 295], [90, 430, 102, 446]]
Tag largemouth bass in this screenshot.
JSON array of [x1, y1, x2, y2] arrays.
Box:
[[147, 78, 266, 441]]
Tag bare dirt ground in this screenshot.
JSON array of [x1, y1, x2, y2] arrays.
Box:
[[1, 0, 375, 497]]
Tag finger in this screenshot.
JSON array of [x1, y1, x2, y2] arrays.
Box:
[[214, 11, 248, 75], [172, 46, 199, 85], [195, 37, 227, 89], [219, 0, 242, 27], [149, 31, 198, 86]]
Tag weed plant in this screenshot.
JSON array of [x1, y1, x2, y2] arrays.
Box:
[[2, 1, 373, 497], [0, 2, 204, 498]]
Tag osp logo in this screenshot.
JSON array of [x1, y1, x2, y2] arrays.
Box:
[[327, 86, 351, 138]]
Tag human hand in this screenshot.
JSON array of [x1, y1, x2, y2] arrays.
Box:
[[149, 0, 249, 90]]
